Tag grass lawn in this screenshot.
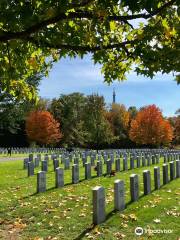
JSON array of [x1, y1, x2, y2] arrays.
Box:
[[0, 156, 179, 240]]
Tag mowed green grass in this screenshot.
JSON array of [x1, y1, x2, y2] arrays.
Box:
[[0, 156, 179, 240]]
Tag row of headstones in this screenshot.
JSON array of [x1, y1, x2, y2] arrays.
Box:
[[69, 150, 178, 166], [25, 156, 72, 173], [27, 158, 70, 176], [36, 159, 180, 198], [0, 147, 64, 155], [92, 160, 180, 225], [25, 153, 81, 167], [25, 149, 165, 172], [1, 146, 180, 157], [16, 147, 180, 158], [98, 149, 180, 157], [23, 148, 180, 175], [26, 152, 164, 179], [23, 149, 180, 169], [25, 150, 180, 182], [79, 149, 180, 159]]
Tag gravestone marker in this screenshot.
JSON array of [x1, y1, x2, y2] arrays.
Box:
[[137, 156, 140, 168], [115, 159, 120, 172], [37, 171, 46, 193], [170, 161, 175, 180], [143, 170, 151, 195], [28, 162, 34, 176], [64, 158, 70, 170], [92, 186, 105, 225], [114, 180, 125, 211], [130, 157, 134, 169], [82, 156, 87, 167], [142, 156, 146, 167], [154, 166, 161, 189], [106, 160, 112, 175], [130, 174, 139, 202], [152, 155, 155, 164], [55, 168, 64, 188], [41, 160, 48, 172], [72, 164, 79, 184], [176, 160, 180, 178], [163, 164, 169, 184], [53, 159, 59, 171], [147, 156, 151, 166], [110, 154, 114, 163], [85, 162, 91, 179], [34, 157, 40, 168], [97, 161, 103, 177], [123, 157, 128, 171], [44, 155, 49, 163]]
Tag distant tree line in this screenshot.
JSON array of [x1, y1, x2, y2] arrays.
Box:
[[0, 91, 179, 149]]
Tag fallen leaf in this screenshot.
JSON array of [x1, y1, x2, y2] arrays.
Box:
[[129, 214, 137, 221], [114, 232, 126, 239], [153, 218, 161, 223], [79, 213, 86, 217], [167, 189, 172, 193]]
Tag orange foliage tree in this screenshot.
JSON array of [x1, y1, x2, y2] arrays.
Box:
[[106, 103, 130, 134], [129, 105, 173, 146], [174, 117, 180, 144], [25, 111, 62, 145]]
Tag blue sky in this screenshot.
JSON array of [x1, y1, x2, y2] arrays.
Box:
[[39, 55, 179, 117]]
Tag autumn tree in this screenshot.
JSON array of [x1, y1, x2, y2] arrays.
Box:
[[129, 105, 173, 146], [83, 94, 115, 149], [0, 74, 47, 146], [106, 103, 130, 146], [25, 111, 62, 146], [0, 0, 179, 100], [169, 109, 180, 145], [174, 118, 180, 144]]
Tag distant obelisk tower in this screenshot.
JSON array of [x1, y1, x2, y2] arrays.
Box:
[[113, 88, 116, 104]]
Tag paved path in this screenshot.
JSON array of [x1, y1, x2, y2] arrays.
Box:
[[0, 156, 25, 162]]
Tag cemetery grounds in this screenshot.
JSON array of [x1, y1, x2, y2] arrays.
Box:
[[0, 152, 179, 240]]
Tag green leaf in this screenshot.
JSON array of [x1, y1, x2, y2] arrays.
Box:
[[162, 19, 169, 29], [110, 21, 116, 31]]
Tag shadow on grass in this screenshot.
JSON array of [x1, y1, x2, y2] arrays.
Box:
[[73, 186, 170, 240], [73, 224, 96, 240], [73, 200, 139, 239], [19, 177, 97, 200], [19, 174, 111, 199]]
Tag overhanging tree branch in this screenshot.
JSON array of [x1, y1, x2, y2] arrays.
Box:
[[0, 0, 176, 43], [26, 37, 138, 52], [71, 0, 95, 8]]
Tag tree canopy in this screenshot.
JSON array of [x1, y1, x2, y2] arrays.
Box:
[[50, 93, 87, 147], [25, 110, 62, 145], [0, 0, 179, 100], [83, 94, 115, 148], [129, 105, 173, 146], [0, 74, 43, 135]]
